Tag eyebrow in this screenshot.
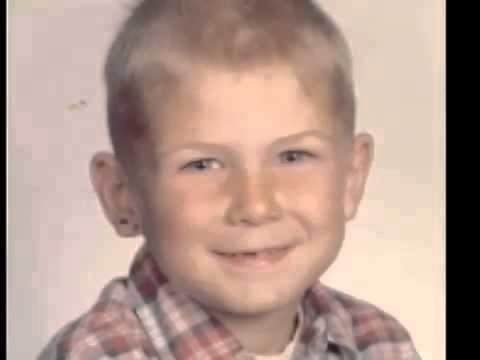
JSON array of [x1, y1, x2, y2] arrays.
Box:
[[159, 129, 333, 156], [273, 129, 334, 146], [158, 142, 232, 158]]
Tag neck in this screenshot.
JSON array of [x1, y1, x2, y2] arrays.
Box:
[[210, 302, 300, 355]]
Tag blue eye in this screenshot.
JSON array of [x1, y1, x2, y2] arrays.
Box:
[[279, 150, 315, 164], [181, 158, 222, 171]]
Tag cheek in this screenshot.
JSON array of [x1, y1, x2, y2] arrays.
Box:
[[145, 179, 227, 240], [278, 169, 346, 225], [179, 181, 227, 224], [141, 181, 230, 280], [142, 190, 208, 275]]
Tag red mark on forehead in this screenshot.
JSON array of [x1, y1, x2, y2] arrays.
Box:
[[116, 86, 150, 140]]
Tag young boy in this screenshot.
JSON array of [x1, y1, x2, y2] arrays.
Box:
[[39, 0, 420, 359]]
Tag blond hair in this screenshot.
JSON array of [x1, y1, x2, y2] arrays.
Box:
[[105, 0, 355, 168]]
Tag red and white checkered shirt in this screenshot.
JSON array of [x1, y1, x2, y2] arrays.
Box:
[[38, 246, 421, 359]]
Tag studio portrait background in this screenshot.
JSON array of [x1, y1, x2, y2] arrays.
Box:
[[8, 0, 445, 359]]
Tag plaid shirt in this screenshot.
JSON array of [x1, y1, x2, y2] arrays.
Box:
[[38, 246, 421, 360]]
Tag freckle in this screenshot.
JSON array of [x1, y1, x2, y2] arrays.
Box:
[[68, 100, 88, 111]]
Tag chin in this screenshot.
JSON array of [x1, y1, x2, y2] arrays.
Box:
[[192, 282, 307, 319], [226, 298, 290, 316], [205, 299, 294, 320]]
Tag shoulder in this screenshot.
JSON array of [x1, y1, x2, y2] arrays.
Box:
[[38, 278, 156, 359], [328, 287, 412, 346], [309, 284, 420, 358]]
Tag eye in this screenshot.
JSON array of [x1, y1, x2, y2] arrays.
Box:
[[279, 150, 316, 164], [181, 158, 222, 172]]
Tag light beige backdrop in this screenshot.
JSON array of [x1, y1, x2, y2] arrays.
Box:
[[8, 0, 445, 359]]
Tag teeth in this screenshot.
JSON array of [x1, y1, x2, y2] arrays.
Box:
[[221, 248, 285, 257], [221, 252, 257, 257], [223, 253, 243, 257]]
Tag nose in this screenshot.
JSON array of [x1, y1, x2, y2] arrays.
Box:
[[225, 171, 283, 226]]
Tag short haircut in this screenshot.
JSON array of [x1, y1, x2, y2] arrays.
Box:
[[104, 0, 355, 170]]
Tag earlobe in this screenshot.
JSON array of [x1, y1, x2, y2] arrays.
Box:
[[343, 133, 374, 221], [90, 152, 119, 226], [90, 152, 143, 237]]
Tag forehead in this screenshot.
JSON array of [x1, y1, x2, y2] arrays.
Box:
[[142, 64, 339, 149]]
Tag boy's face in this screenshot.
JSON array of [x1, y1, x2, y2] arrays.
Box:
[[92, 64, 373, 318]]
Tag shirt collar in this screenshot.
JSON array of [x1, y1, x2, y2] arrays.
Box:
[[301, 285, 359, 357], [127, 245, 358, 359]]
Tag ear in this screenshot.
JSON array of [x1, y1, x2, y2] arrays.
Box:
[[343, 133, 375, 221], [89, 152, 143, 237]]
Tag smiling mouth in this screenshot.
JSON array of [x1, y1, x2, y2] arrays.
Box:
[[213, 245, 295, 267]]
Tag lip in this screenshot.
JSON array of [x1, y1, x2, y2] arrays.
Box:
[[212, 244, 297, 271]]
